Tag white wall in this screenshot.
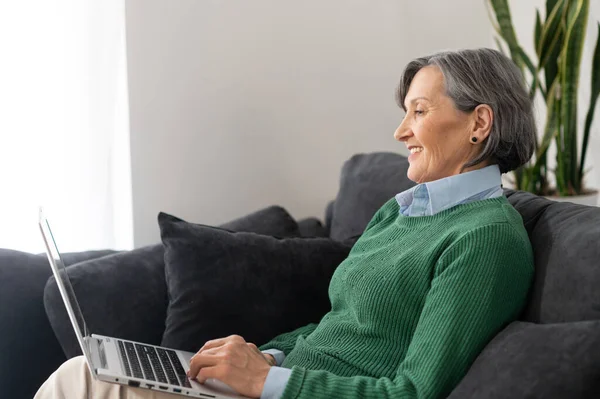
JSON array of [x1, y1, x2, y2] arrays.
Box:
[[124, 0, 494, 247]]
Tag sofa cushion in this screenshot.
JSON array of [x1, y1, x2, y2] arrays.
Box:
[[504, 189, 600, 323], [44, 205, 302, 358], [448, 320, 600, 399], [329, 152, 414, 241], [159, 212, 352, 352]]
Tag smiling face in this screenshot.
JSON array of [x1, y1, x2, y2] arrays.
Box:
[[394, 66, 489, 183]]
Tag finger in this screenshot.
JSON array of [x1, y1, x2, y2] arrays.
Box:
[[228, 334, 245, 342], [192, 344, 228, 366], [196, 337, 230, 354], [196, 364, 230, 385], [248, 344, 265, 359], [188, 352, 223, 379], [247, 343, 258, 351], [196, 334, 245, 355], [194, 346, 221, 357], [247, 343, 264, 356]]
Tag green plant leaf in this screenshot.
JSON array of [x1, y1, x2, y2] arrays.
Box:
[[560, 0, 589, 194], [544, 0, 563, 99], [488, 0, 525, 71], [526, 0, 565, 103], [488, 0, 545, 98], [516, 47, 538, 82], [515, 46, 545, 99], [489, 0, 599, 195], [579, 21, 600, 188], [535, 9, 543, 50], [532, 78, 560, 183], [537, 0, 566, 69], [547, 0, 560, 17], [494, 36, 507, 56]]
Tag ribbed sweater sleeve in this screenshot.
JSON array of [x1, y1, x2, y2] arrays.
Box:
[[258, 323, 320, 356], [279, 223, 534, 399]]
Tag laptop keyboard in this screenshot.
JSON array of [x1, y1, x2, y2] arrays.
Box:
[[117, 340, 192, 388]]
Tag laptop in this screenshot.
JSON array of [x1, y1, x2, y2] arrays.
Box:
[[38, 209, 250, 399]]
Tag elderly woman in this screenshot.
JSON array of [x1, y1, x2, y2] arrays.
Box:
[[36, 48, 535, 399]]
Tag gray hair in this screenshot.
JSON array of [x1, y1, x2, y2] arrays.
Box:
[[396, 48, 536, 174]]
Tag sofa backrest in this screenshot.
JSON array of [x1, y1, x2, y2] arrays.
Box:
[[505, 189, 600, 324], [328, 152, 415, 241]]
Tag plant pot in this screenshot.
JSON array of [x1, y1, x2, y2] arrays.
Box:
[[543, 190, 599, 206]]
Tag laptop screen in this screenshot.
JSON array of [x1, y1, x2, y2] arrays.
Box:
[[38, 208, 92, 359]]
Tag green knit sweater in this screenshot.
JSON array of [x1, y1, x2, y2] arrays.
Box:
[[259, 196, 534, 399]]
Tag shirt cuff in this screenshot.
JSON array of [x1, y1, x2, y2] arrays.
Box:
[[261, 349, 286, 366], [260, 366, 292, 399]]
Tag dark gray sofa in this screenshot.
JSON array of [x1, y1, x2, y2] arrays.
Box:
[[2, 151, 599, 398]]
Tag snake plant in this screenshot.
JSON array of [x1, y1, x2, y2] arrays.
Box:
[[488, 0, 600, 196]]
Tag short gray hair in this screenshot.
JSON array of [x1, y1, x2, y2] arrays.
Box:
[[396, 48, 536, 174]]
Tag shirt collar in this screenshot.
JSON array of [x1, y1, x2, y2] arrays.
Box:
[[395, 164, 502, 215]]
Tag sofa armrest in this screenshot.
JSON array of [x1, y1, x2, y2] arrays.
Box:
[[0, 248, 115, 399], [44, 244, 167, 358]]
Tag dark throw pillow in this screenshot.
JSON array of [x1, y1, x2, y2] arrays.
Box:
[[218, 205, 301, 238], [448, 320, 600, 399], [159, 212, 353, 352]]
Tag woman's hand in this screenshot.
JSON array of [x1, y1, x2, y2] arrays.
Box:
[[187, 334, 273, 398]]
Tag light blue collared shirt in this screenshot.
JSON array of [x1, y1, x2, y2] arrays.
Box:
[[259, 164, 504, 399], [395, 164, 504, 216]]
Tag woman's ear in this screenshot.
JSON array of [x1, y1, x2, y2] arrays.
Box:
[[470, 104, 493, 143]]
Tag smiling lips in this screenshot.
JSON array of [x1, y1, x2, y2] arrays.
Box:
[[408, 146, 423, 162]]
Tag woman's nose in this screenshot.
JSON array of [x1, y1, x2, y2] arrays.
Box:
[[394, 121, 412, 142]]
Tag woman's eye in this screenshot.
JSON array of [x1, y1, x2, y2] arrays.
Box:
[[414, 110, 424, 115]]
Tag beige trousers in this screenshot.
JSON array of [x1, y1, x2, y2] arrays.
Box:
[[35, 356, 179, 399]]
